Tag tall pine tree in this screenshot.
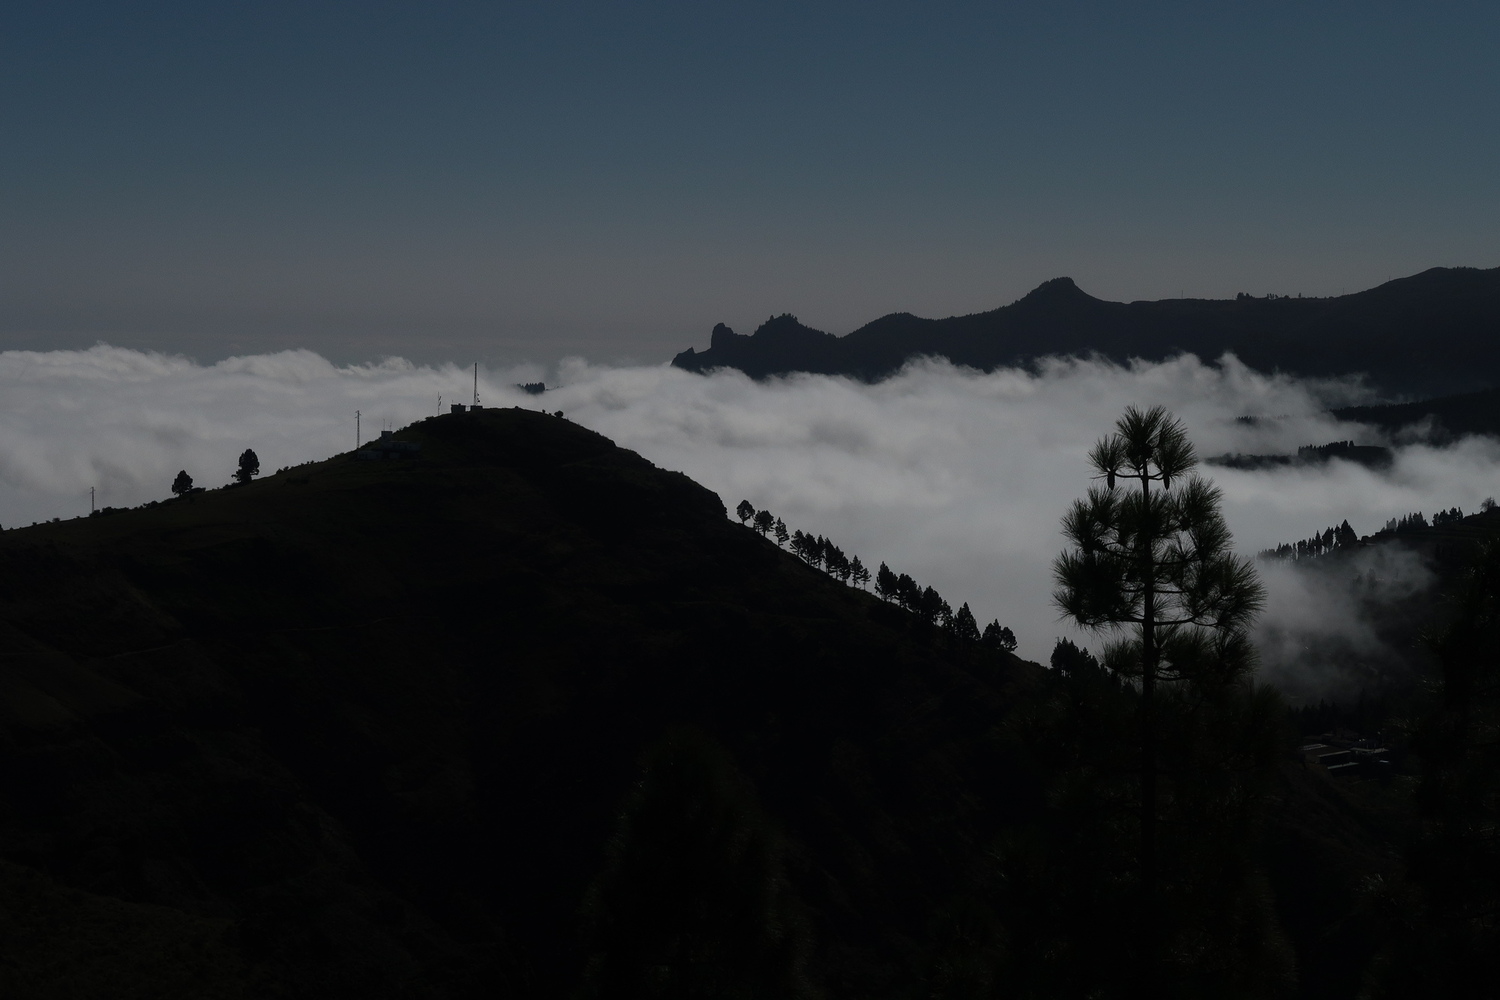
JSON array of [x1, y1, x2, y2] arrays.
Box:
[[1052, 406, 1269, 994]]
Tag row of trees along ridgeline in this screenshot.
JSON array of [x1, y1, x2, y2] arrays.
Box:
[[733, 498, 1018, 653], [1260, 503, 1485, 561], [1259, 519, 1358, 560], [1430, 506, 1466, 527]]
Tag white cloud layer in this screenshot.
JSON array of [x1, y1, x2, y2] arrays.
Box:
[[3, 345, 1496, 700]]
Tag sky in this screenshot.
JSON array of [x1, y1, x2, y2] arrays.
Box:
[[3, 346, 1492, 701], [3, 2, 1499, 366]]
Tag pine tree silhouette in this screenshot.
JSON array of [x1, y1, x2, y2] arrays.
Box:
[[1053, 405, 1264, 993], [234, 449, 260, 485], [953, 603, 981, 643]]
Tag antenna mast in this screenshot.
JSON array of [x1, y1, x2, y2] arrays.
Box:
[[356, 409, 361, 449], [90, 486, 95, 513], [473, 363, 479, 406]]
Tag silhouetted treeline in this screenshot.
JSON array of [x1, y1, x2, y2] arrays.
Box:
[[1297, 441, 1395, 465], [1260, 519, 1358, 561], [1430, 506, 1464, 527], [1260, 504, 1482, 563], [1382, 511, 1429, 535], [1210, 441, 1393, 472], [735, 499, 1017, 653]]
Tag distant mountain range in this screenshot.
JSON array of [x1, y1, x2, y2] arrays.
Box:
[[673, 265, 1500, 396]]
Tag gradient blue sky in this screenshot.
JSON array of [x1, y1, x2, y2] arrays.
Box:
[[3, 2, 1497, 365]]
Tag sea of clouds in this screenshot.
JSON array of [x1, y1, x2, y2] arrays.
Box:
[[4, 345, 1498, 700]]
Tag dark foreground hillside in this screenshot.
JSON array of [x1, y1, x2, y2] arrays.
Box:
[[0, 409, 1441, 999], [0, 409, 1053, 998]]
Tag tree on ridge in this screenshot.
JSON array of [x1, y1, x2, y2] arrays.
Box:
[[790, 530, 808, 560], [981, 620, 1016, 653], [850, 556, 869, 590], [234, 449, 260, 485], [952, 603, 981, 643]]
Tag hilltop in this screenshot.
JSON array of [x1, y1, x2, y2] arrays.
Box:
[[673, 266, 1500, 396]]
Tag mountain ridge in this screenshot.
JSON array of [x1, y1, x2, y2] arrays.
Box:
[[673, 265, 1500, 395]]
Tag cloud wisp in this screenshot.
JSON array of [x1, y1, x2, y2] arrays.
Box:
[[2, 345, 1493, 699]]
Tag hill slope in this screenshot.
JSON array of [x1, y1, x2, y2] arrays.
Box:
[[1334, 384, 1500, 441], [673, 266, 1500, 395], [0, 409, 1042, 998]]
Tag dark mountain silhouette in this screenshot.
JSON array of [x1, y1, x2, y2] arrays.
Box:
[[673, 266, 1500, 395], [0, 409, 1431, 998], [1334, 384, 1500, 442], [0, 409, 1049, 997]]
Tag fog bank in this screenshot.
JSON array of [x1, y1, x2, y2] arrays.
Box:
[[3, 346, 1495, 698]]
